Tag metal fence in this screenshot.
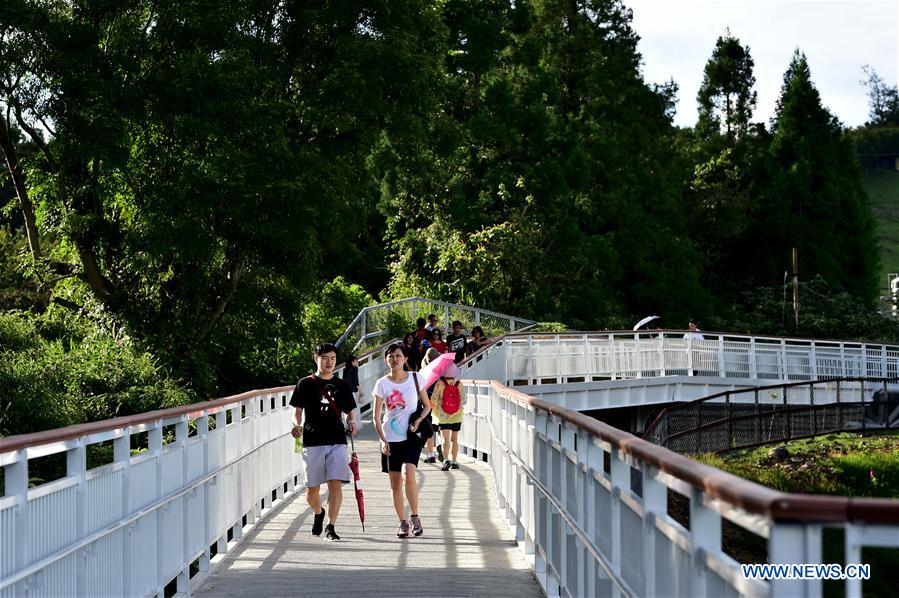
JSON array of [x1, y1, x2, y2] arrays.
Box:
[[335, 297, 534, 353], [459, 380, 899, 598], [0, 387, 300, 598], [643, 377, 899, 454], [505, 332, 899, 385]]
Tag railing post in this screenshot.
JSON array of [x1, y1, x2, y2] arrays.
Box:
[[839, 342, 847, 377], [717, 335, 725, 377], [810, 341, 818, 379], [150, 423, 164, 597], [882, 345, 888, 377], [641, 467, 666, 598], [749, 336, 758, 379], [779, 339, 787, 380], [443, 304, 449, 331], [609, 448, 629, 586], [114, 428, 132, 596], [8, 451, 28, 597], [67, 439, 87, 597], [658, 334, 666, 377], [687, 337, 694, 377], [689, 487, 722, 596], [215, 410, 229, 557], [862, 343, 868, 377], [769, 523, 822, 597], [176, 415, 190, 594], [197, 413, 211, 579]]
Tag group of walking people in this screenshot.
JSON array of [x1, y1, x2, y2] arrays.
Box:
[[289, 318, 485, 541]]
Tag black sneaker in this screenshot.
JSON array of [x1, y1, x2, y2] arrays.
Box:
[[436, 445, 444, 462], [423, 455, 437, 464], [311, 508, 326, 536], [450, 461, 460, 470], [325, 524, 340, 541], [441, 460, 451, 471]]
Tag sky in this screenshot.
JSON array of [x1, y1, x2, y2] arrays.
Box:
[[628, 0, 899, 128]]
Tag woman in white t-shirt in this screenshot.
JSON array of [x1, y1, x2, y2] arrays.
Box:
[[373, 343, 432, 538]]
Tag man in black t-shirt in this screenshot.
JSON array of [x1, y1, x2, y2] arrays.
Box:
[[445, 320, 468, 364], [290, 343, 358, 541]]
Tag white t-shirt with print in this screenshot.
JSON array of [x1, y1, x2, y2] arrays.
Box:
[[373, 372, 421, 443]]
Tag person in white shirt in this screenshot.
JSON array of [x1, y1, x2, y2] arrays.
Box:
[[373, 343, 432, 538], [683, 319, 704, 340]]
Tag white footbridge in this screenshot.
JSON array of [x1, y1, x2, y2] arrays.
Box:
[[2, 300, 898, 597]]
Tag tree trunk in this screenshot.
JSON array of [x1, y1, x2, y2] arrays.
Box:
[[0, 120, 42, 260]]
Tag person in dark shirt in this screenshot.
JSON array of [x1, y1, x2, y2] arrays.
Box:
[[467, 325, 490, 355], [403, 333, 421, 371], [342, 355, 360, 394], [445, 320, 468, 364], [290, 343, 358, 541]]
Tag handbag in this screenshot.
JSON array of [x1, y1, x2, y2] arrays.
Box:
[[407, 372, 434, 444]]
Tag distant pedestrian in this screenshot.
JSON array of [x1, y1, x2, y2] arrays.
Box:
[[467, 325, 490, 355], [413, 317, 428, 343], [290, 343, 358, 541], [373, 343, 432, 538], [683, 319, 704, 340], [428, 329, 447, 354], [403, 333, 421, 371], [445, 320, 468, 364], [425, 313, 441, 334], [342, 355, 363, 430]]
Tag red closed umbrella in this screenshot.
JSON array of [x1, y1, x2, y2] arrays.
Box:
[[348, 434, 365, 531]]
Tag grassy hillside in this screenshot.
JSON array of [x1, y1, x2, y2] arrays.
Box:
[[864, 170, 899, 286]]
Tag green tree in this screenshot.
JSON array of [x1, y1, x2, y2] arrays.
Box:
[[750, 51, 879, 305], [0, 0, 445, 390], [861, 65, 899, 127], [696, 32, 757, 142], [381, 0, 706, 327]]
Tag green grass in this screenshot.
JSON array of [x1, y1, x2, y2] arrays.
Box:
[[695, 432, 899, 596], [696, 431, 899, 498], [864, 170, 899, 285]]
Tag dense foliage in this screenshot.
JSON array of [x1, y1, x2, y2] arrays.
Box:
[[1, 1, 893, 437]]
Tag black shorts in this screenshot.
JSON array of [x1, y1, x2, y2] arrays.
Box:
[[381, 440, 421, 473], [439, 421, 461, 431]]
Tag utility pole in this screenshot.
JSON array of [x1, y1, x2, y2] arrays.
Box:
[[792, 247, 799, 330]]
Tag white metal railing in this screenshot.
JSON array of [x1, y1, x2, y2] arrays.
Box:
[[334, 297, 535, 352], [505, 332, 899, 385], [0, 387, 300, 598], [460, 380, 899, 598]]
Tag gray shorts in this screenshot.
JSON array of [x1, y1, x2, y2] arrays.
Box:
[[302, 444, 350, 488]]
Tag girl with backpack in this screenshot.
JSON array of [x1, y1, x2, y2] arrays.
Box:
[[431, 374, 466, 470]]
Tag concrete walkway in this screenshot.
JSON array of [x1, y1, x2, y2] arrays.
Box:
[[195, 422, 543, 598]]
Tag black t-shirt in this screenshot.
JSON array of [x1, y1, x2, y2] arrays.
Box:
[[445, 333, 467, 363], [289, 375, 356, 446]]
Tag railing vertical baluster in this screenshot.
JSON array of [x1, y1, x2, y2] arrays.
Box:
[[176, 415, 190, 594], [783, 385, 790, 440], [8, 451, 29, 597], [754, 389, 760, 446], [67, 439, 87, 597], [150, 423, 163, 596], [690, 487, 722, 596], [114, 428, 132, 596]]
